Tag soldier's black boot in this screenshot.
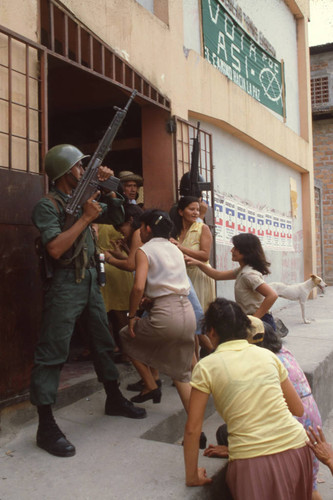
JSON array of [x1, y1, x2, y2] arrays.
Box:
[[36, 405, 76, 457], [104, 381, 147, 419]]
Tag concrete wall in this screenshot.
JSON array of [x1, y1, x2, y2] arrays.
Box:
[[311, 48, 333, 74]]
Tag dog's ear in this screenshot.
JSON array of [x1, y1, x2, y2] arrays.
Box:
[[310, 274, 317, 279]]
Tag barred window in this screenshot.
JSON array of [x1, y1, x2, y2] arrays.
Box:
[[0, 31, 42, 172], [311, 76, 329, 107]]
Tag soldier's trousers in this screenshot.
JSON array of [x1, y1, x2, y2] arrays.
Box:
[[30, 268, 119, 406]]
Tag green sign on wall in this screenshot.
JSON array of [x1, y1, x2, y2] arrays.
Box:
[[201, 0, 285, 117]]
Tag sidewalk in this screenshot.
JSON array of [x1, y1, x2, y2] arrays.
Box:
[[0, 287, 332, 499]]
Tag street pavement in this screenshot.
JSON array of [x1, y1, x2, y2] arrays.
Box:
[[0, 287, 332, 499]]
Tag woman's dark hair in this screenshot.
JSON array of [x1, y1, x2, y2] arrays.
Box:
[[170, 195, 199, 238], [232, 233, 271, 275], [114, 203, 143, 231], [140, 209, 174, 238], [257, 322, 283, 353], [202, 298, 251, 344]]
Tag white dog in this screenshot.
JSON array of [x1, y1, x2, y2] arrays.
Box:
[[269, 274, 327, 324]]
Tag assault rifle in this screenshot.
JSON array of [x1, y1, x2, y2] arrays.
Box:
[[63, 90, 137, 230], [189, 121, 211, 196]]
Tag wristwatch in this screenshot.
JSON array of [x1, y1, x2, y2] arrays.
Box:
[[126, 312, 136, 319]]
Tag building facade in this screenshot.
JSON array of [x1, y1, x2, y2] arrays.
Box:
[[0, 0, 315, 403], [310, 43, 333, 284]]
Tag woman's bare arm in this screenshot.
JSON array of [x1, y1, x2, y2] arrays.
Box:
[[170, 224, 213, 262], [105, 229, 142, 271], [177, 224, 212, 262], [127, 249, 148, 337], [281, 377, 304, 417], [184, 388, 212, 487], [253, 283, 278, 318], [184, 256, 236, 281]]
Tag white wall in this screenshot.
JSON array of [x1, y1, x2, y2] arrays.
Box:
[[190, 119, 304, 305], [183, 0, 301, 134]]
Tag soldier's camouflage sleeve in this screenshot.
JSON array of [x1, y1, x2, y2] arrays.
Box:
[[32, 198, 63, 247]]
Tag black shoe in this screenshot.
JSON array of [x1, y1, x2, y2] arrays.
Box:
[[105, 395, 147, 419], [182, 431, 207, 449], [36, 422, 76, 457], [130, 387, 162, 404], [127, 379, 162, 392], [216, 424, 229, 446], [126, 379, 145, 392], [199, 431, 207, 450]]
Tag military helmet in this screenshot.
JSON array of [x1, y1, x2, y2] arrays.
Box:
[[44, 144, 89, 181], [179, 171, 205, 197]]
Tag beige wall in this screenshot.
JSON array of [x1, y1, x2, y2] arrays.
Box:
[[0, 0, 38, 41], [60, 0, 312, 170], [284, 0, 310, 18], [1, 0, 315, 277]]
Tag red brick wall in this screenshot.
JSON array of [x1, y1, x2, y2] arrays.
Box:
[[314, 186, 323, 277], [313, 119, 333, 284]]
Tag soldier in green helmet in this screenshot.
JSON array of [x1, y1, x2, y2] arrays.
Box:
[[31, 144, 146, 458]]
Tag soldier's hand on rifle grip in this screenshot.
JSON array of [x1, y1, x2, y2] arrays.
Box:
[[83, 191, 103, 222], [97, 166, 114, 182]]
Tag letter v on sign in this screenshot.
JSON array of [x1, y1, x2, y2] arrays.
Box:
[[208, 0, 219, 24]]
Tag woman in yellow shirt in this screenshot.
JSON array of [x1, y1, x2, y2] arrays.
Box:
[[184, 298, 313, 499]]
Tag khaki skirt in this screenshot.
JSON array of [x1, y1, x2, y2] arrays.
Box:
[[120, 294, 196, 382]]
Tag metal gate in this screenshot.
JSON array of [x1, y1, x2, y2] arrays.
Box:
[[173, 116, 216, 265]]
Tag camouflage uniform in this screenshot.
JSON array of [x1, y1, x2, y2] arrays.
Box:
[[30, 187, 124, 406]]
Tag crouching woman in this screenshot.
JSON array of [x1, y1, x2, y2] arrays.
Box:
[[183, 298, 313, 500], [120, 210, 196, 413]]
